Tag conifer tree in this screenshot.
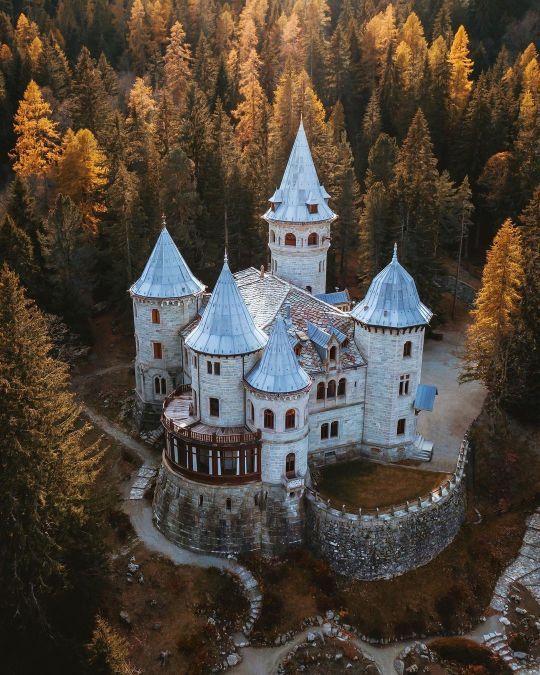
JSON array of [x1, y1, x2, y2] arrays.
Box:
[[514, 90, 540, 209], [448, 25, 473, 124], [40, 35, 72, 101], [164, 20, 192, 111], [361, 89, 382, 149], [71, 47, 112, 144], [461, 219, 524, 405], [55, 128, 108, 233], [0, 265, 102, 637], [0, 214, 35, 288], [86, 616, 131, 675], [10, 80, 59, 182], [127, 0, 150, 73]]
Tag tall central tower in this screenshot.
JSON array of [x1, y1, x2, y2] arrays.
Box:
[[263, 120, 336, 296]]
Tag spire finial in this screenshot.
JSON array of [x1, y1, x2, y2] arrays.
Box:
[[392, 242, 398, 262], [224, 206, 228, 263], [161, 213, 166, 229]]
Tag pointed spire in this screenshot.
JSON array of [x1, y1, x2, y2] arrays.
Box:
[[265, 120, 336, 224], [351, 246, 432, 328], [130, 227, 204, 299], [186, 258, 267, 356], [245, 314, 311, 393]]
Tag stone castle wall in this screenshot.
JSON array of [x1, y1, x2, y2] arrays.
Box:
[[304, 440, 469, 580], [153, 458, 304, 556]]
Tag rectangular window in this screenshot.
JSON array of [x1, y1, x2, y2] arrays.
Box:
[[153, 342, 162, 359], [196, 447, 210, 474], [221, 450, 236, 475], [330, 421, 339, 437], [193, 355, 197, 369], [399, 374, 410, 396], [207, 361, 212, 374], [151, 308, 160, 324], [397, 418, 406, 435], [403, 341, 412, 357], [321, 423, 329, 440], [209, 397, 219, 417], [245, 448, 256, 473], [214, 362, 220, 375]]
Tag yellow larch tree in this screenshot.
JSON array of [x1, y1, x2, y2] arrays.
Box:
[[448, 25, 474, 120], [461, 219, 524, 402], [10, 80, 59, 180], [55, 128, 108, 233], [164, 21, 192, 110]]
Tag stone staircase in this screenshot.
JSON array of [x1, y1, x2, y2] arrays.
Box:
[[140, 425, 164, 448], [409, 434, 434, 462], [482, 632, 522, 672], [129, 464, 158, 500]]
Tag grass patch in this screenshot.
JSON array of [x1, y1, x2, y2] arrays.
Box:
[[316, 459, 449, 510]]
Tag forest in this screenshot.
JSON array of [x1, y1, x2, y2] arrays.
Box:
[[0, 0, 539, 672]]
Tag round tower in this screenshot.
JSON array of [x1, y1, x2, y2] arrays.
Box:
[[263, 120, 336, 296], [245, 314, 312, 485], [129, 225, 205, 429], [351, 245, 433, 462]]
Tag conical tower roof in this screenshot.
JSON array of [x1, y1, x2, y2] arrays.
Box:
[[264, 120, 336, 224], [351, 245, 433, 328], [186, 255, 268, 356], [245, 314, 311, 394], [130, 226, 204, 299]]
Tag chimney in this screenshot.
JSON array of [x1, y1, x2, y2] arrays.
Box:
[[260, 265, 265, 279]]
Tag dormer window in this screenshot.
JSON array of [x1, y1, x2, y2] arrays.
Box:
[[329, 345, 337, 362], [307, 203, 318, 215]]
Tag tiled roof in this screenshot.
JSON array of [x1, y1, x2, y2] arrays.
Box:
[[351, 245, 433, 328], [130, 227, 205, 299], [263, 120, 336, 224], [185, 256, 268, 356], [235, 269, 366, 373], [245, 315, 311, 393]]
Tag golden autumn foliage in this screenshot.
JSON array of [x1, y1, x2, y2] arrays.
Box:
[[448, 25, 474, 118], [55, 128, 108, 232], [462, 219, 524, 400], [10, 80, 59, 179]]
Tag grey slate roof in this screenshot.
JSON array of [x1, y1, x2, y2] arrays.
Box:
[[415, 384, 438, 411], [185, 256, 268, 356], [351, 245, 433, 328], [263, 120, 336, 224], [245, 315, 311, 394], [130, 227, 204, 299]]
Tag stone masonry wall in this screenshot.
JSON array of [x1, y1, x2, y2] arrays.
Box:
[[305, 441, 469, 580], [153, 459, 305, 556]]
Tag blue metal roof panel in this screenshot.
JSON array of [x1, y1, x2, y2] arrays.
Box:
[[245, 315, 311, 393], [130, 227, 205, 299], [315, 291, 350, 305], [415, 384, 438, 411], [351, 245, 433, 328]]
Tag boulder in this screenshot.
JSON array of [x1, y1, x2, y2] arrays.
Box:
[[227, 653, 240, 667]]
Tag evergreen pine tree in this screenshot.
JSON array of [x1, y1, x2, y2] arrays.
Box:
[[0, 265, 103, 642]]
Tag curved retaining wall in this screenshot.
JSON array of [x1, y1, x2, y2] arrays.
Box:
[[153, 457, 305, 556], [305, 440, 469, 580]]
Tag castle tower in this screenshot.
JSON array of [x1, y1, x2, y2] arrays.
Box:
[[263, 120, 336, 296], [129, 225, 205, 428], [245, 314, 312, 485], [185, 253, 268, 427], [351, 245, 433, 462]]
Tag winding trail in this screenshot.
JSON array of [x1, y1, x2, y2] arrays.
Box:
[[81, 399, 538, 674]]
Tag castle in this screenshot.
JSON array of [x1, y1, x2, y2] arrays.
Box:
[[129, 122, 458, 574]]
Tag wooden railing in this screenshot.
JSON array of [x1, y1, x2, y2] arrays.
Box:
[[162, 415, 261, 446]]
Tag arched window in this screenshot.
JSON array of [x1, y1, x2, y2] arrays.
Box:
[[308, 232, 318, 246], [193, 390, 197, 415], [270, 230, 276, 243], [403, 341, 412, 357], [284, 233, 296, 246], [329, 346, 337, 361], [152, 308, 160, 323], [285, 409, 296, 430], [327, 380, 336, 397], [338, 378, 346, 396], [154, 376, 161, 394], [226, 497, 232, 510], [249, 401, 254, 422], [321, 423, 329, 440], [330, 421, 339, 437], [264, 409, 275, 429], [285, 453, 295, 476], [317, 382, 325, 400]]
